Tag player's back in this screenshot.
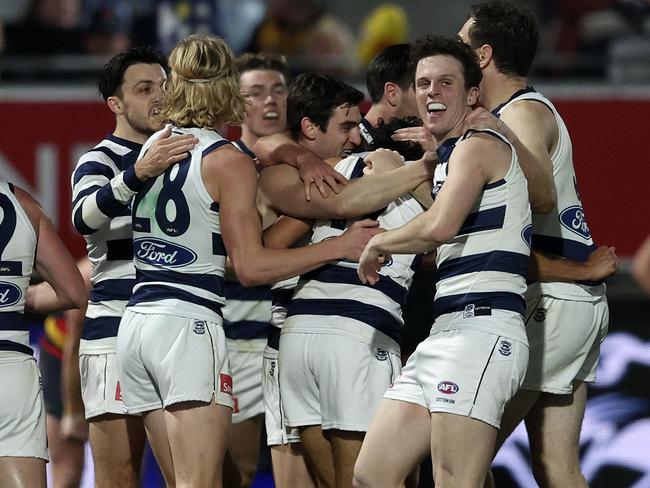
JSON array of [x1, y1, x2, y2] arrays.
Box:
[[0, 179, 37, 356], [127, 126, 230, 322], [496, 88, 604, 299]]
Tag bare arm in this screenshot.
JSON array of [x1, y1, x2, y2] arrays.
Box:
[[358, 135, 508, 284], [529, 246, 619, 283], [254, 132, 348, 200], [60, 258, 92, 441], [203, 146, 381, 287], [632, 235, 650, 294], [18, 188, 86, 312], [263, 215, 313, 249], [258, 155, 433, 221]]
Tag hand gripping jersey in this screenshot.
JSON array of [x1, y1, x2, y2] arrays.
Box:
[[71, 135, 143, 353], [127, 126, 229, 322], [431, 130, 532, 342], [494, 87, 604, 301], [284, 153, 424, 348], [0, 179, 36, 355]]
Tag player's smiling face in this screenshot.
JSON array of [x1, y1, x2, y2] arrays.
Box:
[[240, 69, 288, 138], [415, 55, 477, 141], [318, 104, 362, 158], [118, 63, 166, 136]]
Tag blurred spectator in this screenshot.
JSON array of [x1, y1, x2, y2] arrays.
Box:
[[85, 3, 132, 55], [245, 0, 357, 77], [357, 3, 408, 66], [3, 0, 85, 55]]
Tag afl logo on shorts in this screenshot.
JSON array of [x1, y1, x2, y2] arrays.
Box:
[[0, 282, 21, 308], [220, 373, 233, 395], [193, 320, 206, 334], [437, 381, 459, 394], [534, 308, 546, 322], [499, 341, 512, 356]]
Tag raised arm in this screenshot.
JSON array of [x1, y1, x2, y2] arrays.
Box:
[[17, 188, 86, 313], [71, 127, 196, 235], [203, 146, 380, 287], [358, 135, 508, 284]]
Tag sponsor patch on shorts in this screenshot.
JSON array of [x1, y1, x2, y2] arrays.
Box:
[[498, 340, 512, 356], [375, 348, 388, 361], [115, 381, 122, 401], [463, 304, 492, 318], [437, 381, 459, 394], [533, 308, 546, 322], [193, 320, 206, 334], [220, 373, 232, 395]]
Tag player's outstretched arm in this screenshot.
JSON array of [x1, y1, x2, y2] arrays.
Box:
[[258, 154, 433, 221], [528, 246, 619, 283], [255, 132, 348, 200], [204, 146, 381, 287], [359, 135, 502, 284], [17, 188, 86, 313]]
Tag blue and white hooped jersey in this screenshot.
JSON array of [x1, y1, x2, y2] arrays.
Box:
[[0, 179, 36, 355], [127, 126, 229, 323], [222, 138, 271, 343], [495, 88, 604, 301], [284, 154, 424, 349], [432, 130, 531, 342], [71, 135, 143, 353]]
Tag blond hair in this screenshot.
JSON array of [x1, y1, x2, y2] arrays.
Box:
[[159, 34, 247, 128]]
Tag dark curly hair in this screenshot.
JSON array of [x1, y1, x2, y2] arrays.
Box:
[[367, 117, 425, 161], [98, 47, 167, 101]]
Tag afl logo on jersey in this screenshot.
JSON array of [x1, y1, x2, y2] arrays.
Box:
[[134, 238, 197, 268], [0, 282, 21, 307], [437, 381, 459, 394], [560, 206, 591, 240], [521, 224, 532, 248]]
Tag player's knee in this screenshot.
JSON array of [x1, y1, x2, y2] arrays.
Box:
[[352, 461, 379, 488]]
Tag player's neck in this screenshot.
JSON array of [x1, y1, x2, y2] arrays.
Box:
[[239, 127, 258, 152], [113, 121, 149, 145], [363, 105, 386, 128], [482, 72, 528, 112]]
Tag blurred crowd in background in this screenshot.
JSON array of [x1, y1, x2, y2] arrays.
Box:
[[1, 0, 650, 84]]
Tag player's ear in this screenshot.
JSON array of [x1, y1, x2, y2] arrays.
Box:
[[477, 44, 492, 70], [467, 87, 479, 107], [107, 96, 123, 115], [384, 82, 399, 107], [300, 117, 317, 141]]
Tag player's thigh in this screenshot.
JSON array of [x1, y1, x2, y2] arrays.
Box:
[[525, 381, 587, 466], [0, 457, 46, 488], [354, 399, 431, 488]]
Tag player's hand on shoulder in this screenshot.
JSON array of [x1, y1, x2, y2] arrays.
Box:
[[337, 219, 383, 263], [463, 107, 513, 141], [135, 126, 198, 181], [296, 151, 348, 201], [586, 245, 619, 281], [391, 126, 438, 152]]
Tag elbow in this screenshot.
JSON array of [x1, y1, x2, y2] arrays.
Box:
[[531, 195, 556, 215], [60, 294, 87, 311], [231, 261, 265, 288], [330, 198, 353, 220], [427, 221, 456, 244]]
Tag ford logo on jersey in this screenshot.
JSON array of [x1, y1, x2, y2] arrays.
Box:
[[560, 206, 591, 240], [0, 282, 22, 308], [133, 238, 197, 268], [437, 381, 459, 394]]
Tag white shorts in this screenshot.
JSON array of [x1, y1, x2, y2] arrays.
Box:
[[227, 338, 265, 423], [262, 346, 300, 446], [80, 352, 132, 419], [0, 353, 48, 460], [522, 293, 609, 393], [279, 332, 401, 432], [116, 310, 233, 414], [385, 325, 528, 429]]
